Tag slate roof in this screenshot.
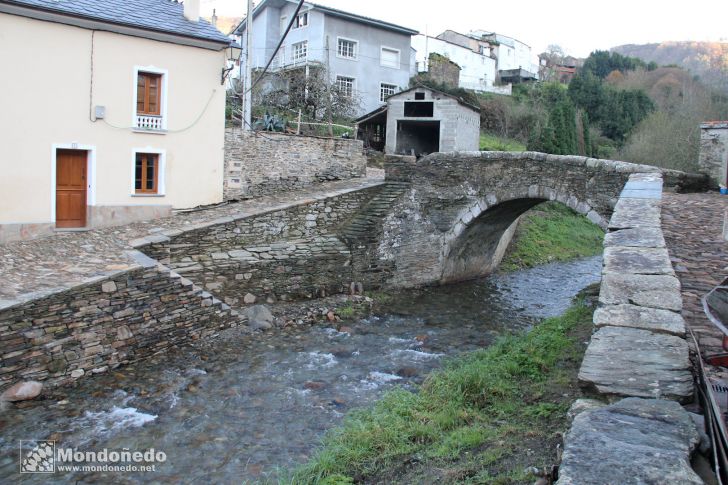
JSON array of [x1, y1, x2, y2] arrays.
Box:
[[2, 0, 231, 44]]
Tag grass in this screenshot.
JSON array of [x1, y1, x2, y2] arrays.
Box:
[[284, 296, 596, 484], [500, 202, 605, 272], [479, 133, 527, 152]]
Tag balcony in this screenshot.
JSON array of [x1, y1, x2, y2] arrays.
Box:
[[135, 115, 165, 132]]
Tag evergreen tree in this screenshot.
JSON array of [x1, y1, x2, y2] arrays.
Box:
[[581, 111, 592, 156]]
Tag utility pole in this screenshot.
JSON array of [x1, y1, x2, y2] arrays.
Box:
[[243, 0, 254, 131], [325, 35, 334, 137]]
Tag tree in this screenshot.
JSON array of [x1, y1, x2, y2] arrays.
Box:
[[539, 45, 567, 82], [258, 67, 360, 121], [581, 50, 646, 79], [526, 83, 580, 155]]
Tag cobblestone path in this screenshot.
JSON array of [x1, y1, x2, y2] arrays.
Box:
[[662, 192, 728, 355]]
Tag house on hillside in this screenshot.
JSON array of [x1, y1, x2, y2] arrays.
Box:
[[0, 0, 233, 243], [538, 54, 579, 84], [355, 86, 480, 156], [438, 29, 538, 84], [232, 0, 418, 115], [411, 34, 507, 94]]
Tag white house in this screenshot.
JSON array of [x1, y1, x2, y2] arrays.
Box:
[[437, 29, 538, 84], [470, 30, 537, 74], [411, 34, 510, 95], [0, 0, 233, 243]]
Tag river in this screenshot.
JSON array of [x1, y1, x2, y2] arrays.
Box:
[[0, 256, 601, 484]]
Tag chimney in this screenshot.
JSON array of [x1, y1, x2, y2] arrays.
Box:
[[211, 8, 218, 29], [183, 0, 200, 22]]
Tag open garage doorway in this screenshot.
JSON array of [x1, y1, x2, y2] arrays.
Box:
[[395, 120, 440, 156]]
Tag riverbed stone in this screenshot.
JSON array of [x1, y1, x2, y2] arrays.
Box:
[[1, 381, 43, 402], [604, 227, 666, 248], [599, 273, 682, 311], [603, 247, 675, 275], [578, 326, 693, 402], [241, 305, 274, 330], [593, 304, 686, 336], [557, 397, 702, 485]]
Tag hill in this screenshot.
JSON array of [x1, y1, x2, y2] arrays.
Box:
[[611, 41, 728, 91]]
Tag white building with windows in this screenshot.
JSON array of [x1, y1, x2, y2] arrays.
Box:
[[411, 34, 500, 93], [234, 0, 418, 115], [0, 0, 231, 243]]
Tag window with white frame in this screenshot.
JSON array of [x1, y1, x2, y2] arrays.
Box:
[[379, 83, 397, 102], [293, 11, 308, 29], [292, 41, 308, 63], [336, 76, 355, 98], [132, 149, 165, 196], [380, 47, 400, 69], [134, 68, 167, 131], [337, 38, 358, 59]]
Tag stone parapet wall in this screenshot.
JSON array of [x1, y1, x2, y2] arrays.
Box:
[[0, 251, 238, 391], [224, 129, 367, 200], [139, 185, 384, 307], [557, 173, 701, 483]]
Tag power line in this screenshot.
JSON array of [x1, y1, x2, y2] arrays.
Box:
[[239, 0, 306, 96]]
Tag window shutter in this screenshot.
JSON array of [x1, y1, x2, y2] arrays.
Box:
[[381, 48, 398, 68]]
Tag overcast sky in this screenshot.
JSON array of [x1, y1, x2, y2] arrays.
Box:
[[200, 0, 728, 58]]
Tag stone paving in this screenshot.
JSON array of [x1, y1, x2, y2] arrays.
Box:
[[662, 192, 728, 355], [0, 178, 383, 303]]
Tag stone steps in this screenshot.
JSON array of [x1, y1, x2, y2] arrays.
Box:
[[338, 182, 410, 244], [167, 269, 247, 326]]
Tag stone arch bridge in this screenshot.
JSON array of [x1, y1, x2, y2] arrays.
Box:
[[346, 151, 684, 288]]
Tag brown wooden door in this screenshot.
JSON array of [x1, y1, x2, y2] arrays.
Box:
[[56, 149, 87, 228]]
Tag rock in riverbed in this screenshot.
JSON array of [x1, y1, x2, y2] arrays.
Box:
[[1, 381, 43, 402], [241, 305, 275, 330]]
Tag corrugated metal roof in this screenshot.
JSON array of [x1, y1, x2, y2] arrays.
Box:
[[2, 0, 231, 44]]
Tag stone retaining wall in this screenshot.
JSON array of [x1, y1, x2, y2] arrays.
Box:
[[0, 251, 237, 390], [224, 129, 367, 200], [556, 173, 702, 484], [140, 185, 383, 306]]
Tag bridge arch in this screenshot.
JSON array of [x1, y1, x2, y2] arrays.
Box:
[[378, 151, 662, 287], [440, 186, 607, 283]]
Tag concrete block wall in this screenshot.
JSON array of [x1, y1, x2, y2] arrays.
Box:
[[224, 129, 367, 200]]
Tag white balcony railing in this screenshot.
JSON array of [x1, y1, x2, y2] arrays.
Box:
[[135, 115, 164, 131]]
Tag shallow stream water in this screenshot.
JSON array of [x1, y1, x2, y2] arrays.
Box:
[[0, 256, 601, 484]]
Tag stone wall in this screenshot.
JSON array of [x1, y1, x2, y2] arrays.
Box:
[[0, 251, 237, 390], [699, 121, 728, 188], [557, 173, 701, 484], [427, 53, 461, 87], [224, 129, 367, 200], [141, 185, 384, 306], [379, 152, 665, 288]]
